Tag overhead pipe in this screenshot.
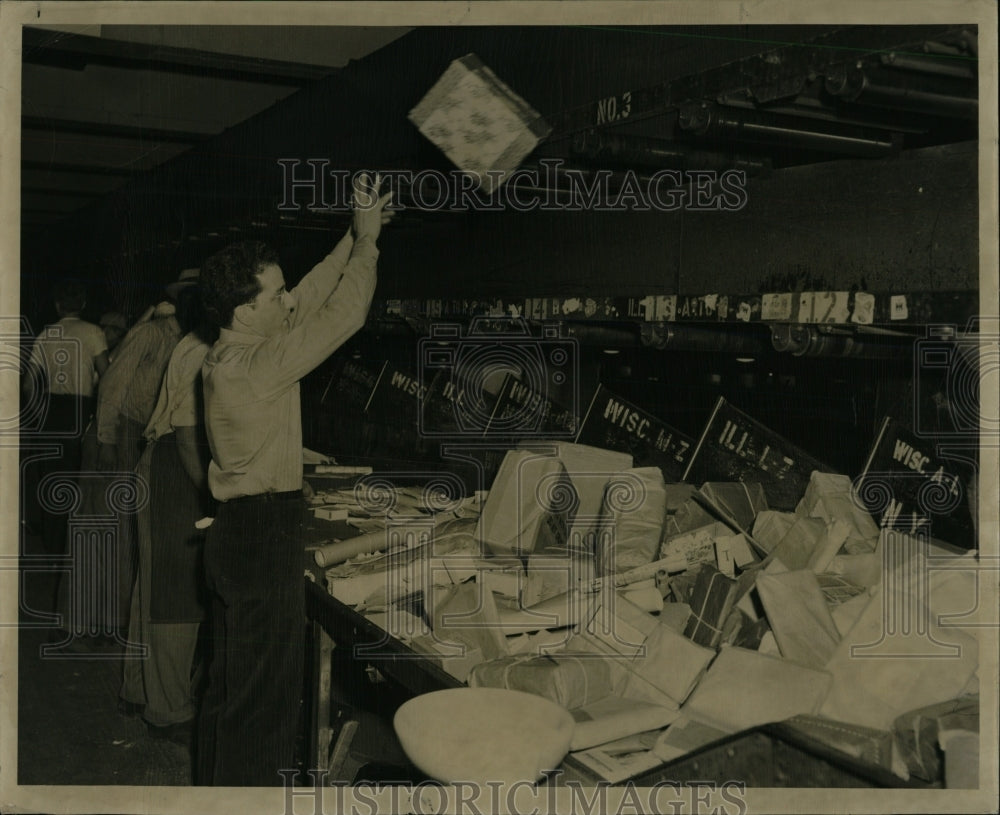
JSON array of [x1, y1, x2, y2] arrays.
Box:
[[639, 324, 768, 355], [715, 94, 929, 135], [880, 52, 976, 81], [770, 324, 911, 359], [570, 131, 769, 176], [677, 102, 898, 158], [824, 64, 977, 120]]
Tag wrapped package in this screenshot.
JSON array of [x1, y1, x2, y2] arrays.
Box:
[[468, 653, 612, 710], [660, 601, 691, 633], [830, 589, 875, 637], [431, 581, 509, 662], [683, 646, 833, 734], [495, 589, 583, 634], [682, 564, 741, 648], [797, 471, 880, 553], [596, 467, 667, 575], [819, 545, 980, 731], [621, 621, 716, 707], [570, 696, 679, 751], [769, 515, 851, 572], [697, 481, 768, 530], [661, 497, 716, 540], [755, 570, 841, 670], [519, 440, 633, 545], [476, 450, 571, 557], [408, 53, 552, 194], [752, 510, 797, 553], [822, 550, 882, 589], [729, 610, 771, 651], [660, 522, 732, 572], [713, 531, 757, 576], [566, 593, 661, 696], [663, 483, 697, 513]]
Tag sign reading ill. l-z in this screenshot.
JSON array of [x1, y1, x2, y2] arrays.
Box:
[[684, 397, 834, 511], [576, 385, 693, 481], [856, 417, 975, 549], [484, 373, 577, 438]]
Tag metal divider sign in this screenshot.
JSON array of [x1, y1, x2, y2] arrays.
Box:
[[419, 369, 470, 435], [575, 384, 694, 481], [683, 397, 834, 510], [856, 417, 975, 549], [323, 358, 382, 410], [484, 373, 578, 438], [364, 361, 426, 426]]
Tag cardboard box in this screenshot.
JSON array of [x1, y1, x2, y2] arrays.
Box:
[[518, 440, 634, 545], [408, 53, 552, 193], [476, 449, 571, 557], [684, 646, 833, 734], [596, 467, 667, 575]]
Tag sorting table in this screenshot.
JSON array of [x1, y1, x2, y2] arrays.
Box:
[[298, 482, 923, 789]]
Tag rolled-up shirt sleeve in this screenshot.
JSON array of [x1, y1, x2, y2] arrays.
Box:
[[245, 235, 378, 397]]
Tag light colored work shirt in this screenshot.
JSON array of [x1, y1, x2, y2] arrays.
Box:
[[96, 315, 182, 444], [29, 316, 107, 397], [145, 332, 211, 441], [203, 232, 377, 501]]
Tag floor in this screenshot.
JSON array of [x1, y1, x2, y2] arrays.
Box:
[[17, 567, 194, 786]]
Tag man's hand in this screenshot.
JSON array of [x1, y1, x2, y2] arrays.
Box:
[[302, 447, 334, 465], [97, 443, 117, 472], [352, 173, 394, 241]]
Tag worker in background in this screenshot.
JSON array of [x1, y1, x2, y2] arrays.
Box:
[[22, 280, 109, 610], [118, 289, 214, 746], [99, 311, 129, 360], [196, 174, 392, 786], [88, 269, 200, 642]]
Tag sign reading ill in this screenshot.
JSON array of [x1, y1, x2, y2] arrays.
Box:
[[419, 368, 474, 436], [684, 397, 834, 510], [576, 384, 693, 481], [856, 417, 975, 549]]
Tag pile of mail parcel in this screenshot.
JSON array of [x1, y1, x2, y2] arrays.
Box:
[[318, 441, 982, 786]]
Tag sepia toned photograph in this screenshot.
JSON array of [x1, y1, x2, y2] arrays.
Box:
[[1, 2, 997, 814]]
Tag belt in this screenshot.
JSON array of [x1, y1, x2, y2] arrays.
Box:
[[225, 489, 302, 504]]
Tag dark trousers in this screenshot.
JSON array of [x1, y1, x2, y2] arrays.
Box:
[[196, 494, 305, 787], [25, 394, 90, 555]]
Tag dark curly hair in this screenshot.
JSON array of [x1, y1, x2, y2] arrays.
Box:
[[200, 241, 280, 332], [52, 279, 87, 314]]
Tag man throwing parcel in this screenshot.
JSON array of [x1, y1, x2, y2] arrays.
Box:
[[196, 174, 393, 786]]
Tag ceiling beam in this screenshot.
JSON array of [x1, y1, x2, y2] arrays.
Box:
[[23, 115, 211, 144], [22, 186, 104, 198], [22, 26, 336, 87], [22, 159, 135, 177]]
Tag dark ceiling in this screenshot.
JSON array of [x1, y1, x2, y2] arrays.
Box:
[[18, 23, 980, 316]]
